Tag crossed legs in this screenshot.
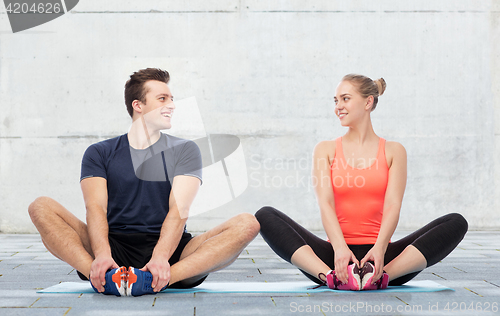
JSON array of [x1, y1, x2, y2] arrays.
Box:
[[168, 213, 260, 286], [28, 196, 260, 285], [28, 196, 94, 277], [255, 206, 468, 285]]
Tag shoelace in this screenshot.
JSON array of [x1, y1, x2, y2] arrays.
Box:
[[309, 265, 387, 290], [309, 272, 329, 290], [309, 270, 343, 290]]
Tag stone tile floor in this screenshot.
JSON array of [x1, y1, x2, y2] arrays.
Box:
[[0, 231, 499, 315]]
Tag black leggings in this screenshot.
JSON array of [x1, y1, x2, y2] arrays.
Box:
[[255, 206, 468, 286]]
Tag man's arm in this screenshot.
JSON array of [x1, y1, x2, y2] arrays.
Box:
[[141, 175, 200, 291], [81, 177, 118, 292]]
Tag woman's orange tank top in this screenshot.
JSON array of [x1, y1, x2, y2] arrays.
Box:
[[330, 137, 389, 245]]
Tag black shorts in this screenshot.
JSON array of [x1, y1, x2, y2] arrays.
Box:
[[78, 231, 207, 288]]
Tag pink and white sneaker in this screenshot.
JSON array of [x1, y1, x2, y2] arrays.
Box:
[[360, 262, 389, 290], [320, 263, 361, 291]]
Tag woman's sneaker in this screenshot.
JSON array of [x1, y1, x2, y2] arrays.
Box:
[[360, 262, 389, 290], [90, 266, 128, 296], [127, 267, 168, 296], [320, 263, 361, 291]]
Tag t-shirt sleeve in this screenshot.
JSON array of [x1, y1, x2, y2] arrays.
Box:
[[174, 140, 203, 184], [80, 144, 107, 181]]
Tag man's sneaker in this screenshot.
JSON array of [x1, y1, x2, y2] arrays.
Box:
[[127, 267, 168, 296], [90, 266, 127, 296], [360, 262, 389, 290], [317, 263, 361, 291]]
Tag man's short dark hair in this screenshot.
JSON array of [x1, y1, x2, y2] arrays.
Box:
[[124, 68, 170, 118]]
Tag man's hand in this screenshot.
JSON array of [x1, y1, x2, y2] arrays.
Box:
[[141, 255, 171, 292], [360, 244, 386, 284], [334, 246, 359, 284], [90, 255, 119, 292]]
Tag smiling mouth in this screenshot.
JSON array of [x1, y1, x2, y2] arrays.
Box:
[[162, 113, 172, 118], [339, 113, 347, 118]]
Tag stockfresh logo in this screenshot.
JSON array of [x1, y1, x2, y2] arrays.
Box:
[[3, 0, 79, 33], [131, 97, 249, 219]]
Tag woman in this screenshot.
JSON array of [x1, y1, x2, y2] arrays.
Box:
[[255, 74, 468, 290]]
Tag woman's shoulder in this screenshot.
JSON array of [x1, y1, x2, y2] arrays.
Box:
[[314, 139, 336, 154], [384, 140, 406, 154], [384, 140, 407, 167], [313, 140, 337, 166]]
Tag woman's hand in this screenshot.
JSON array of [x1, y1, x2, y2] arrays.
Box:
[[360, 244, 386, 283], [334, 246, 359, 284]]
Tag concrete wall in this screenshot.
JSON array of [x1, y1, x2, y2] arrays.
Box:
[[0, 0, 499, 232]]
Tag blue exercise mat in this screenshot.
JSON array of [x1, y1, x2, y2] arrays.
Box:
[[37, 280, 453, 294]]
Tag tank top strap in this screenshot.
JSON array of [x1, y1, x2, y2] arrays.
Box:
[[377, 138, 387, 166]]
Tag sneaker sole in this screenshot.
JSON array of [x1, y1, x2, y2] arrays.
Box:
[[361, 274, 375, 290], [361, 263, 375, 290], [363, 273, 390, 290], [104, 266, 127, 296]]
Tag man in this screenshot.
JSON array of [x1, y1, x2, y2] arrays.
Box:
[[28, 68, 260, 296]]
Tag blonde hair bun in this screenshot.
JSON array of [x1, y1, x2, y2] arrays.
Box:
[[341, 74, 386, 111], [374, 78, 386, 96]]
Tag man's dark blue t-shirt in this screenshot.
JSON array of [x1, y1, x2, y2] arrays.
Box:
[[80, 133, 202, 234]]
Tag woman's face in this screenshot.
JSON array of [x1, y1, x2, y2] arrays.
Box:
[[334, 80, 370, 126]]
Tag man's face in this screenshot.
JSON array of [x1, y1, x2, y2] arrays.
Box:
[[139, 80, 175, 130]]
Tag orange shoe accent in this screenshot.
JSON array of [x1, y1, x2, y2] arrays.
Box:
[[128, 267, 138, 285], [111, 267, 127, 289]]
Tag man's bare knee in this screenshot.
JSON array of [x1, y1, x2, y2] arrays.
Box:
[[28, 196, 55, 223], [233, 213, 260, 242]]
